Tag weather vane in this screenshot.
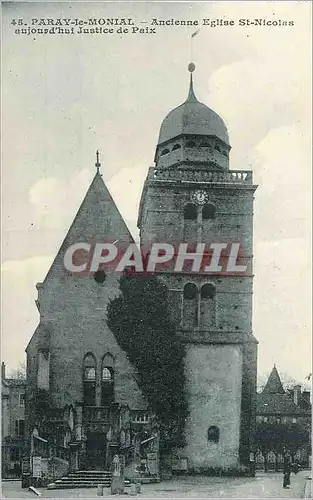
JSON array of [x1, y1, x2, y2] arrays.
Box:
[[190, 29, 200, 66]]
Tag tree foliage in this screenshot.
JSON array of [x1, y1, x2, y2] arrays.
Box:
[[8, 361, 26, 379], [255, 420, 309, 459], [107, 273, 188, 447]]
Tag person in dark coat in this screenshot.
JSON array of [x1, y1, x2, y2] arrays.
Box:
[[283, 457, 291, 488]]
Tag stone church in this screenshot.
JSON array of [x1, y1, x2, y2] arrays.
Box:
[[25, 64, 258, 482]]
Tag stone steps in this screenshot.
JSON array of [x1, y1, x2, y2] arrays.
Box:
[[47, 470, 112, 489]]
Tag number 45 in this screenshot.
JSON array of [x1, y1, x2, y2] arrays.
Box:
[[11, 19, 25, 26]]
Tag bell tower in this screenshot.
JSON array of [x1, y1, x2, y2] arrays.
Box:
[[137, 64, 258, 470]]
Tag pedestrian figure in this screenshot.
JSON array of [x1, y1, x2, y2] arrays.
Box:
[[283, 457, 291, 488]]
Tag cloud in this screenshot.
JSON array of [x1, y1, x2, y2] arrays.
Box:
[[253, 124, 311, 243], [107, 163, 147, 241], [2, 0, 310, 380], [1, 255, 53, 372], [27, 163, 147, 245], [254, 237, 311, 380], [29, 177, 60, 206], [28, 169, 93, 231]]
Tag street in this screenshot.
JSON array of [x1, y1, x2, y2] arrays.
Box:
[[1, 471, 311, 498]]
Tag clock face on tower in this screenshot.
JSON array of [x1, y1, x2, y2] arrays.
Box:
[[191, 190, 208, 205]]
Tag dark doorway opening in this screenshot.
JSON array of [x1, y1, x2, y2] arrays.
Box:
[[85, 432, 106, 470]]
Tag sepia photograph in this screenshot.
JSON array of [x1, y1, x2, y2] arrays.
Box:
[[1, 1, 312, 498]]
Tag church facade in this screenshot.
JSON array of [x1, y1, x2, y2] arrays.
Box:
[[25, 65, 258, 480]]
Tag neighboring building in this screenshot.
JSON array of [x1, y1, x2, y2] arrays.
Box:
[[25, 64, 258, 479], [1, 362, 26, 478], [255, 365, 311, 469]]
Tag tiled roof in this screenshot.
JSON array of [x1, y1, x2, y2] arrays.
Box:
[[257, 392, 303, 415], [257, 365, 311, 416]]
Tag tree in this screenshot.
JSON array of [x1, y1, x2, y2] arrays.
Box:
[[255, 421, 310, 471], [281, 422, 310, 461], [8, 361, 26, 379], [254, 421, 283, 471], [107, 273, 189, 449]]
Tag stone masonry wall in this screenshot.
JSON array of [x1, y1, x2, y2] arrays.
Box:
[[183, 344, 243, 469]]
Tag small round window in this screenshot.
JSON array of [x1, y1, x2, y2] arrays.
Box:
[[94, 270, 106, 284]]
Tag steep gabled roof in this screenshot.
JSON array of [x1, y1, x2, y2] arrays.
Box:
[[263, 365, 285, 394], [257, 365, 311, 416], [25, 322, 52, 352], [43, 170, 134, 284]]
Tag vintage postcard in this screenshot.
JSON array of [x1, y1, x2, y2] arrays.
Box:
[[1, 1, 311, 498]]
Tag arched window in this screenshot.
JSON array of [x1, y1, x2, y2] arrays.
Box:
[[201, 283, 216, 300], [83, 353, 96, 406], [101, 353, 114, 406], [184, 203, 197, 220], [200, 284, 216, 327], [214, 145, 221, 153], [185, 141, 197, 148], [183, 204, 197, 246], [160, 148, 170, 156], [84, 367, 95, 380], [125, 430, 131, 447], [183, 283, 198, 327], [102, 367, 112, 381], [200, 141, 210, 147], [207, 426, 220, 443], [120, 430, 126, 446], [183, 283, 198, 300], [202, 204, 216, 220], [172, 144, 181, 151]]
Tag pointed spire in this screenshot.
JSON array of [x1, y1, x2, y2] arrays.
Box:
[[95, 150, 101, 173], [263, 365, 285, 394], [187, 62, 198, 102]]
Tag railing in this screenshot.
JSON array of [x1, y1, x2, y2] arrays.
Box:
[[51, 443, 70, 462], [83, 406, 109, 422], [33, 435, 48, 457], [150, 168, 253, 184]]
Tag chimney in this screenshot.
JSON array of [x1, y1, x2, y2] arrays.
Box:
[[1, 362, 6, 379], [293, 384, 301, 406]]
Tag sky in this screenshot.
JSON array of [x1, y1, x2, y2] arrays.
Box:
[[1, 1, 312, 384]]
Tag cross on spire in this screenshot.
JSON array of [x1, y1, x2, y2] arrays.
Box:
[[95, 150, 101, 173]]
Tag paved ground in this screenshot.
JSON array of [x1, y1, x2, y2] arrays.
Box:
[[1, 471, 311, 499]]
